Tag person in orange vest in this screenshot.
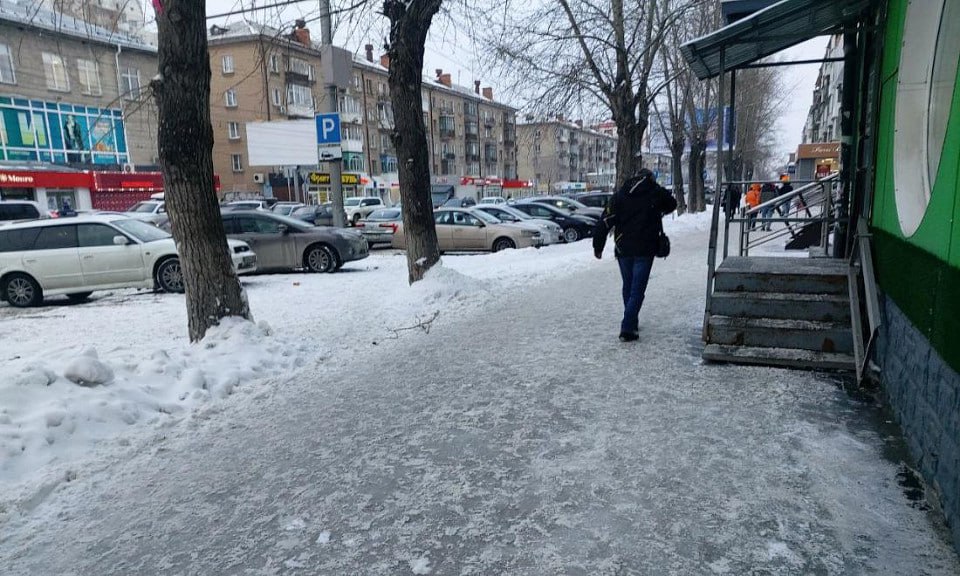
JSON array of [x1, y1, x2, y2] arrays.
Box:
[[745, 183, 761, 229]]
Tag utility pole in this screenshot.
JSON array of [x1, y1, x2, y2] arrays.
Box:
[[320, 0, 346, 227]]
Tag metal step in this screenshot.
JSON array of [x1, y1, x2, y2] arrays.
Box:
[[711, 291, 851, 323], [714, 256, 848, 295], [702, 344, 856, 371], [707, 315, 853, 353]]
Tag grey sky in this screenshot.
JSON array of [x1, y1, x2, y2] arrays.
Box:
[[202, 1, 826, 163]]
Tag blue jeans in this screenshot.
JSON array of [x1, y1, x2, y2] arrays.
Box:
[[617, 256, 655, 334], [760, 205, 775, 230]]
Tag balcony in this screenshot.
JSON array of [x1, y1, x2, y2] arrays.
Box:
[[286, 103, 315, 119], [482, 115, 495, 127], [465, 121, 479, 140], [466, 152, 480, 163], [503, 126, 516, 145], [342, 137, 364, 154], [439, 127, 455, 140]]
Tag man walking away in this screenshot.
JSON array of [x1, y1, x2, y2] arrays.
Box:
[[593, 169, 678, 342], [759, 181, 777, 231], [745, 184, 761, 229]]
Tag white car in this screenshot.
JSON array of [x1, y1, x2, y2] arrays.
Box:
[[479, 196, 507, 205], [344, 197, 385, 226], [0, 215, 257, 307], [474, 204, 564, 245], [125, 199, 166, 225]]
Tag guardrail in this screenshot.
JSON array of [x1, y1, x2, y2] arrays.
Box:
[[848, 217, 881, 382]]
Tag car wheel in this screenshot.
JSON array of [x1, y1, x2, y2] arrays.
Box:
[[492, 237, 516, 252], [305, 244, 337, 273], [156, 258, 185, 293], [3, 273, 42, 307], [563, 227, 581, 243], [66, 292, 93, 303]]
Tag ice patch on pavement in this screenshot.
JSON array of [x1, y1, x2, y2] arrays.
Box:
[[409, 556, 432, 574]]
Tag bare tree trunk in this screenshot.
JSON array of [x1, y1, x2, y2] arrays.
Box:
[[153, 0, 250, 341], [384, 0, 442, 284], [613, 99, 642, 190], [671, 141, 686, 214]]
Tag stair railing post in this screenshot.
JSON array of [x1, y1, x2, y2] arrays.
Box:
[[703, 48, 726, 341]]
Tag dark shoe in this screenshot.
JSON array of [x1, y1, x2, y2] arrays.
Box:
[[619, 332, 639, 342]]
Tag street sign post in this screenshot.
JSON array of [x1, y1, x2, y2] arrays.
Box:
[[315, 113, 343, 161]]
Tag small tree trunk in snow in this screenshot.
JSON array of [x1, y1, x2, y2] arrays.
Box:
[[671, 141, 686, 215], [153, 0, 250, 341], [385, 0, 442, 284]]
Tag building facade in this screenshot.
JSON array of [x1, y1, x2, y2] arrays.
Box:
[[0, 0, 159, 211], [516, 118, 617, 192], [38, 0, 148, 39]]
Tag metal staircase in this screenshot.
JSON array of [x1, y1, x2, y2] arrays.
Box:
[[702, 175, 859, 371]]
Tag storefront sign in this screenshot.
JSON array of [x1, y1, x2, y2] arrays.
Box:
[[306, 172, 361, 186], [797, 142, 841, 159], [0, 169, 91, 188]]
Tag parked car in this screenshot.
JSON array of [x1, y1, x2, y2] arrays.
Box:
[[478, 196, 507, 205], [357, 208, 403, 246], [0, 215, 256, 307], [0, 200, 44, 223], [343, 197, 386, 226], [290, 203, 341, 227], [125, 198, 166, 225], [221, 211, 368, 273], [271, 202, 306, 216], [573, 192, 613, 209], [528, 196, 604, 219], [222, 200, 272, 211], [512, 202, 595, 243], [392, 208, 542, 252], [473, 204, 563, 245], [442, 197, 478, 208]]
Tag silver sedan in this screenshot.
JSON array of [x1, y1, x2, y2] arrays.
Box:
[[221, 211, 368, 273], [474, 204, 563, 245]]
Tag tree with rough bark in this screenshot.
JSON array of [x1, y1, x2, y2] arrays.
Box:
[[488, 0, 701, 189], [383, 0, 443, 283], [152, 1, 251, 341]]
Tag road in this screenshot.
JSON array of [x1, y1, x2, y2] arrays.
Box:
[[2, 228, 958, 575]]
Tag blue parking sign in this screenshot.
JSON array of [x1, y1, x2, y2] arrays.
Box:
[[315, 113, 341, 144]]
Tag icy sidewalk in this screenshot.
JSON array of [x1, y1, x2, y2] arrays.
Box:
[[2, 215, 958, 575]]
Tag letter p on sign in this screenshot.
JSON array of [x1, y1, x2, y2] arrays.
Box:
[[315, 113, 342, 145]]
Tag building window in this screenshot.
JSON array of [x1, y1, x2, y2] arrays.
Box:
[[231, 154, 243, 172], [42, 53, 70, 92], [365, 79, 373, 95], [287, 57, 313, 80], [225, 89, 237, 108], [286, 83, 313, 109], [272, 87, 282, 107], [77, 59, 101, 96], [222, 55, 235, 74], [228, 122, 240, 140], [269, 54, 280, 73], [0, 44, 16, 84], [121, 67, 141, 100]]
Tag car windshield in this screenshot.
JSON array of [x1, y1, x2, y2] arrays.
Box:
[[113, 218, 172, 242], [128, 202, 158, 213], [291, 206, 316, 216], [560, 198, 589, 209], [261, 213, 313, 231], [497, 206, 532, 220], [472, 210, 501, 224], [369, 209, 401, 220], [344, 198, 361, 207]]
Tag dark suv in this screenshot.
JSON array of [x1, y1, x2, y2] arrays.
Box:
[[0, 201, 43, 222]]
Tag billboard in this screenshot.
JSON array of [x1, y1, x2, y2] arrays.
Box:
[[646, 107, 735, 154], [245, 120, 321, 166], [0, 96, 128, 165]]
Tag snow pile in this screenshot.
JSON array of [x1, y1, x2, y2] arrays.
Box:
[[0, 317, 307, 505]]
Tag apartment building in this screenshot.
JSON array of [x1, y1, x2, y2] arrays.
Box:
[[0, 0, 158, 168], [797, 33, 843, 180], [38, 0, 148, 39], [516, 118, 617, 192]]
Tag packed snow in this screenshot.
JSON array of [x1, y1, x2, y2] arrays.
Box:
[[2, 209, 957, 574], [0, 212, 710, 514]]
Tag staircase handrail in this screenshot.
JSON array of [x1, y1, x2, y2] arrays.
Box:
[[848, 217, 882, 382]]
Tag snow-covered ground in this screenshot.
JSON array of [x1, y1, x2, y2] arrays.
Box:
[[3, 209, 958, 575], [0, 213, 713, 513]]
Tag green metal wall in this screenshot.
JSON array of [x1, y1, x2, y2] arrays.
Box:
[[871, 0, 960, 372]]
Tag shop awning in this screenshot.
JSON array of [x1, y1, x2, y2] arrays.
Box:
[[680, 0, 874, 80]]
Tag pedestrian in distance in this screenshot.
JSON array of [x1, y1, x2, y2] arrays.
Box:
[[593, 168, 678, 343], [777, 175, 794, 218], [723, 184, 742, 219], [759, 181, 777, 231], [745, 183, 761, 230]]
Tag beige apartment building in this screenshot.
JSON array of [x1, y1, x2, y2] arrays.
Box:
[[0, 0, 158, 168], [516, 118, 617, 192]]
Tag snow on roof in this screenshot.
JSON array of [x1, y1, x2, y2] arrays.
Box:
[[0, 0, 155, 52], [207, 21, 284, 42]]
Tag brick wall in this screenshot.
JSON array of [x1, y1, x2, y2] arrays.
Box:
[[877, 295, 960, 551]]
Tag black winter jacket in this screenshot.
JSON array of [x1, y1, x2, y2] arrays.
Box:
[[593, 175, 678, 258]]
